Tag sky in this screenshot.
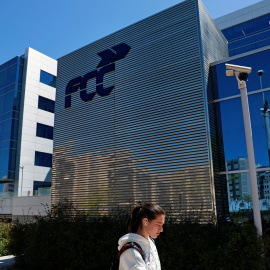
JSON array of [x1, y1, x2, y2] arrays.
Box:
[[0, 0, 262, 64]]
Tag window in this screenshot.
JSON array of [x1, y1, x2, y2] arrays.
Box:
[[35, 151, 52, 168], [38, 96, 55, 113], [40, 70, 56, 88], [222, 14, 270, 56], [36, 123, 53, 140]]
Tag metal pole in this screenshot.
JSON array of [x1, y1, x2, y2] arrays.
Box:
[[20, 165, 24, 197], [259, 75, 265, 104], [238, 79, 262, 236], [258, 70, 270, 166]]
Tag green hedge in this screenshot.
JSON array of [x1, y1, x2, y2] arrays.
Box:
[[0, 221, 12, 256], [6, 203, 270, 270]]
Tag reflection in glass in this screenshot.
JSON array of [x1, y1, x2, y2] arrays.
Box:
[[227, 171, 270, 212], [222, 14, 270, 56], [35, 151, 52, 168], [211, 49, 270, 99], [249, 91, 270, 167], [0, 56, 24, 182], [214, 89, 270, 168], [36, 123, 53, 140], [217, 98, 247, 163], [52, 145, 215, 222], [40, 70, 56, 88], [38, 96, 55, 113]]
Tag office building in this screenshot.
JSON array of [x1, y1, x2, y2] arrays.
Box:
[[210, 0, 270, 211], [53, 0, 229, 224], [0, 48, 57, 219], [226, 157, 251, 201], [3, 0, 270, 222], [215, 0, 270, 57]]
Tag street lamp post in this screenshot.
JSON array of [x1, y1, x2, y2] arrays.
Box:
[[225, 63, 262, 237], [258, 70, 270, 166], [19, 165, 24, 197]]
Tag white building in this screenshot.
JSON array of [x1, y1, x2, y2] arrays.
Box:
[[0, 48, 56, 220]]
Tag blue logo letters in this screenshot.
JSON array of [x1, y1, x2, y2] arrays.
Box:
[[65, 43, 130, 108]]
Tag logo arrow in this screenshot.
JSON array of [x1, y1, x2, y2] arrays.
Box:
[[111, 43, 131, 62], [97, 43, 131, 68], [97, 49, 115, 68]]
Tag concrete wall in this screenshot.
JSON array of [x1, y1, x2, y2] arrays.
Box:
[[12, 195, 51, 220], [0, 198, 12, 217]]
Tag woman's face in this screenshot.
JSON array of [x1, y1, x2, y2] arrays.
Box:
[[145, 214, 165, 239]]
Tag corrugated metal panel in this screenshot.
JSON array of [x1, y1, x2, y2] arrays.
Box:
[[197, 0, 229, 223], [52, 0, 228, 222]]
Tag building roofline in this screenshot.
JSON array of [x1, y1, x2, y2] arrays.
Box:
[[215, 0, 270, 30]]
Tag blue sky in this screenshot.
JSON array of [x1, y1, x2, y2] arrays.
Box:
[[0, 0, 261, 64]]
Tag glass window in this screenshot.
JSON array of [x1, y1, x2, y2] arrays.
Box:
[[0, 149, 10, 172], [249, 91, 270, 168], [0, 90, 21, 115], [227, 171, 270, 212], [0, 140, 17, 151], [35, 151, 52, 168], [38, 96, 55, 113], [40, 70, 56, 88], [211, 49, 270, 100], [1, 120, 12, 142], [216, 98, 247, 163], [4, 91, 16, 112], [36, 123, 53, 140], [0, 57, 19, 73], [222, 14, 270, 56], [0, 148, 16, 174], [0, 65, 18, 89], [0, 56, 23, 182], [215, 91, 270, 170]]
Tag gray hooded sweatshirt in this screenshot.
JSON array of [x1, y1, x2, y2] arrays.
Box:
[[118, 233, 161, 270]]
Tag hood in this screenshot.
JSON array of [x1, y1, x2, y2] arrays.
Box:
[[118, 233, 149, 251]]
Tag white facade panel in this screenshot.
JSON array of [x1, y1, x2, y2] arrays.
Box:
[[33, 166, 51, 174], [22, 111, 37, 122], [20, 141, 36, 151], [36, 114, 54, 126], [35, 137, 53, 147], [16, 47, 57, 197], [20, 119, 37, 129], [33, 172, 51, 182], [23, 93, 38, 106], [18, 149, 35, 159], [38, 89, 55, 100], [35, 143, 53, 154], [24, 79, 39, 88], [21, 124, 36, 135]]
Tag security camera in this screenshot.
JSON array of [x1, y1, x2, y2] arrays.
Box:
[[258, 70, 265, 76], [225, 63, 252, 74]]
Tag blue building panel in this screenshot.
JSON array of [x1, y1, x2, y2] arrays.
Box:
[[222, 14, 270, 56], [0, 56, 24, 181], [210, 47, 270, 203]]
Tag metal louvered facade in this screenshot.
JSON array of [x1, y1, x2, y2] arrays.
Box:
[[53, 0, 229, 223]]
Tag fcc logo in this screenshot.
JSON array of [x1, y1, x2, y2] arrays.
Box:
[[65, 43, 131, 108]]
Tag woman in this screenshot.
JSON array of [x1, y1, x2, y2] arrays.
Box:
[[118, 203, 165, 270]]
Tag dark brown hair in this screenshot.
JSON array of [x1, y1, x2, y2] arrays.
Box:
[[126, 203, 165, 233]]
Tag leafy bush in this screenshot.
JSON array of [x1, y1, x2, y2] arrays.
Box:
[[8, 201, 128, 270], [157, 222, 264, 270], [0, 221, 12, 256], [7, 202, 270, 270]]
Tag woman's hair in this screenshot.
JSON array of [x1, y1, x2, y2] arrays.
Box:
[[126, 203, 165, 233]]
